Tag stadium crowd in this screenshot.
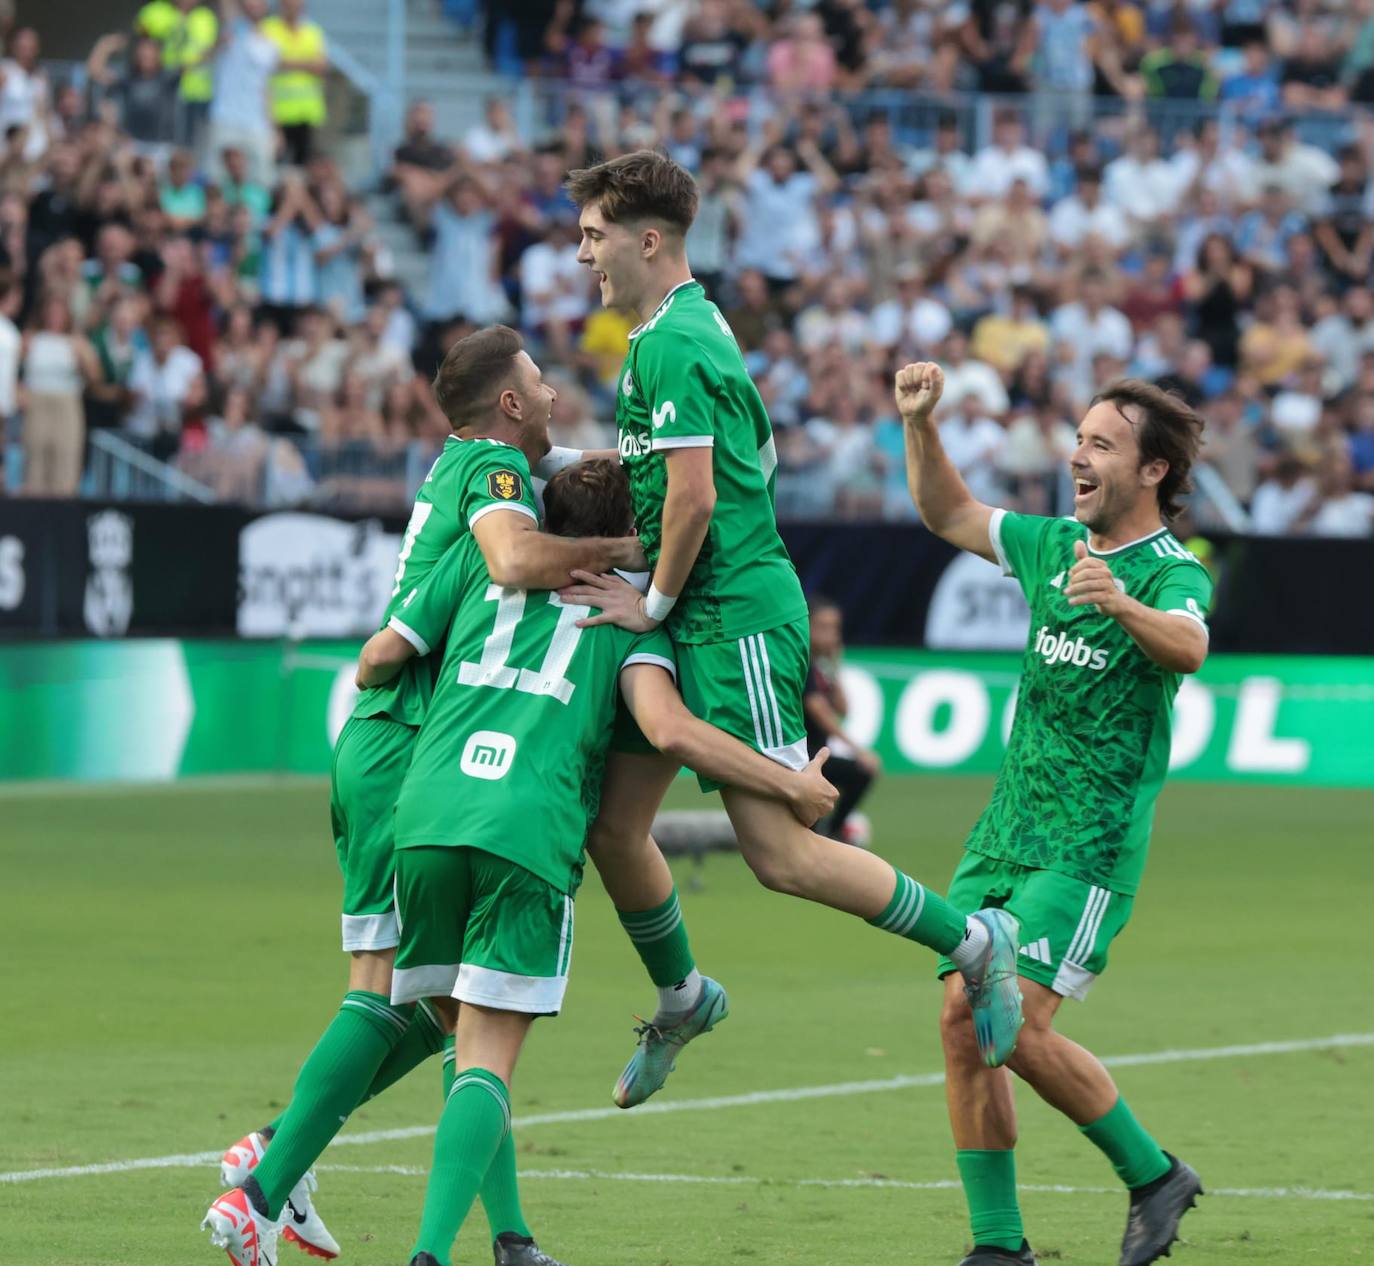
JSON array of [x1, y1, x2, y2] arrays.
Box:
[[1, 0, 1373, 535]]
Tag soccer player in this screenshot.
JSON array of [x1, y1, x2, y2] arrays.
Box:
[[896, 363, 1209, 1266], [204, 327, 646, 1266], [551, 150, 1022, 1105], [353, 460, 837, 1266]]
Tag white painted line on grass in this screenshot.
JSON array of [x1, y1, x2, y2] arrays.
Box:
[[2, 1031, 1370, 1185], [315, 1164, 1374, 1203]]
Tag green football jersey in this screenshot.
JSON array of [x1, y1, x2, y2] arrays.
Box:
[[351, 436, 538, 727], [966, 511, 1215, 895], [391, 534, 676, 896], [615, 279, 807, 643]]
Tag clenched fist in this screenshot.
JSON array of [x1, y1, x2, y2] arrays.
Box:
[[895, 362, 944, 424]]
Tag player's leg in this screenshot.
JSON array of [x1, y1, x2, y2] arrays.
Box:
[[587, 744, 728, 1108], [935, 853, 1030, 1264], [405, 846, 574, 1266], [687, 621, 1022, 1063], [1002, 872, 1202, 1266]]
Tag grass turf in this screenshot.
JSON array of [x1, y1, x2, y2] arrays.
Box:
[[2, 775, 1372, 1266]]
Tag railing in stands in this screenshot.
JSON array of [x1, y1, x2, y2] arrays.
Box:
[[87, 430, 216, 504]]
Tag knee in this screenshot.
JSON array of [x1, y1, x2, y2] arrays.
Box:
[[740, 840, 807, 897], [586, 815, 642, 862], [940, 986, 981, 1064]]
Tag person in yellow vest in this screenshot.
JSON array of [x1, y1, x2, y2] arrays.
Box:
[[260, 0, 328, 167], [136, 0, 218, 150]]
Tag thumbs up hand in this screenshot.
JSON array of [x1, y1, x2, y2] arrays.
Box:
[[1066, 537, 1126, 616]]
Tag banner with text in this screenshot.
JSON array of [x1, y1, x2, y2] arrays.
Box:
[[2, 642, 1371, 787]]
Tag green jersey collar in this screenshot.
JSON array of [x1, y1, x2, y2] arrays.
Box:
[[1083, 522, 1170, 557], [628, 278, 700, 340]]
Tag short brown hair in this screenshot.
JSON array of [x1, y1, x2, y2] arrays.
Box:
[[1092, 379, 1205, 519], [543, 459, 635, 539], [565, 150, 699, 235], [432, 324, 524, 430]]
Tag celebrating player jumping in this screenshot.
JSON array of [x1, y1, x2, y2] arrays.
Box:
[[553, 151, 1023, 1094], [897, 362, 1209, 1266]]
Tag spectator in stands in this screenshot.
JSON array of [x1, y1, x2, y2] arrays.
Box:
[[136, 0, 217, 148], [1250, 450, 1318, 534], [998, 401, 1075, 513], [126, 311, 205, 458], [768, 12, 838, 94], [86, 34, 179, 158], [462, 96, 522, 165], [1051, 268, 1134, 377], [971, 284, 1049, 375], [735, 135, 839, 290], [1104, 124, 1179, 225], [869, 263, 953, 355], [206, 0, 279, 188], [1198, 386, 1262, 508], [1139, 13, 1217, 99], [796, 278, 868, 355], [971, 177, 1046, 272], [1348, 393, 1374, 492], [804, 594, 880, 844], [390, 101, 455, 229], [941, 390, 1007, 503], [261, 0, 329, 168], [0, 28, 49, 162], [676, 0, 749, 90], [1313, 145, 1373, 289], [1221, 37, 1282, 119], [258, 175, 320, 331], [283, 304, 346, 434], [955, 0, 1036, 94], [965, 109, 1048, 201], [1182, 232, 1251, 369], [1306, 452, 1374, 536], [185, 381, 267, 500], [218, 144, 270, 226], [21, 293, 99, 495], [423, 175, 508, 327], [1281, 19, 1346, 111], [159, 149, 205, 230], [347, 304, 412, 409], [1270, 358, 1326, 440], [519, 218, 590, 361], [0, 271, 19, 452], [312, 184, 371, 326], [1241, 283, 1314, 387], [1252, 116, 1338, 216], [939, 327, 1009, 416], [1048, 164, 1130, 255]]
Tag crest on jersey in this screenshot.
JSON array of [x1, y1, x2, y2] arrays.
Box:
[[488, 469, 523, 501]]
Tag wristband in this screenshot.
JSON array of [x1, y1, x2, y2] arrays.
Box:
[[644, 583, 677, 623], [533, 446, 583, 479]]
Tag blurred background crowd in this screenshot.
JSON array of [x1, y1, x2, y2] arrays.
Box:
[[1, 0, 1373, 536]]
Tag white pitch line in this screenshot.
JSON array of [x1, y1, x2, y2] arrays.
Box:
[[2, 1032, 1370, 1185], [316, 1164, 1374, 1204]]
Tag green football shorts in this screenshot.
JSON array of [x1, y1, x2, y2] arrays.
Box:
[[330, 714, 418, 952], [936, 851, 1135, 1001], [676, 617, 810, 792], [390, 845, 575, 1015]]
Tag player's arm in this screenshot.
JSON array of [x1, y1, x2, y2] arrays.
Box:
[[620, 664, 837, 828], [356, 628, 416, 688], [472, 506, 644, 589], [894, 362, 999, 564], [1065, 542, 1209, 674]]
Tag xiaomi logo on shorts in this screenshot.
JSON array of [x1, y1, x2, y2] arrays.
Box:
[[460, 730, 517, 780]]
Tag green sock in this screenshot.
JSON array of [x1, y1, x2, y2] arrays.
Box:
[[480, 1124, 531, 1240], [252, 991, 410, 1218], [357, 999, 445, 1106], [867, 870, 968, 954], [1081, 1096, 1170, 1189], [414, 1067, 512, 1266], [441, 1034, 456, 1097], [617, 886, 696, 989], [956, 1149, 1024, 1251]]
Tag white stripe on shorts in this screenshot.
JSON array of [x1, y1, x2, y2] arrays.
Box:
[[755, 633, 786, 747], [739, 637, 769, 750], [1066, 886, 1109, 964]]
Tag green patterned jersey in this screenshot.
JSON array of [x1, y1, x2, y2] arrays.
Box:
[[615, 279, 807, 643], [965, 512, 1214, 894], [351, 436, 538, 728], [391, 534, 676, 895]]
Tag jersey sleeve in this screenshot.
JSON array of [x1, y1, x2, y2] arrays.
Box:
[[387, 540, 470, 654], [634, 332, 721, 452], [988, 509, 1058, 598], [619, 626, 678, 681], [458, 445, 539, 530], [1148, 562, 1213, 636]]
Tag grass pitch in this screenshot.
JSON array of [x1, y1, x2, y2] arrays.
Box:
[[2, 774, 1372, 1266]]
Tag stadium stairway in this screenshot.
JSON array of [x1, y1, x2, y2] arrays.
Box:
[[312, 0, 509, 299]]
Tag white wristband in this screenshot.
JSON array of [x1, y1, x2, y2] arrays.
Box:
[[644, 583, 677, 623], [533, 446, 583, 479]]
